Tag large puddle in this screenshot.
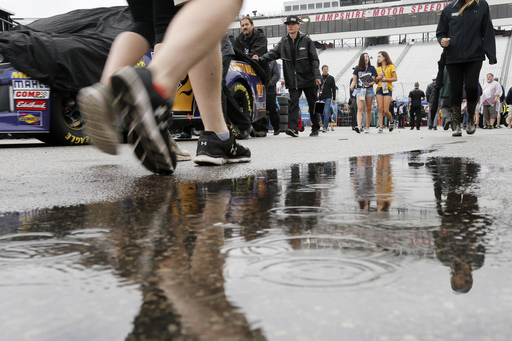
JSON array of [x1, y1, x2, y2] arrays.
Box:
[[1, 151, 512, 340]]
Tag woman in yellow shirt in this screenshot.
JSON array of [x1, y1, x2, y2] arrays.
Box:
[[375, 51, 397, 133]]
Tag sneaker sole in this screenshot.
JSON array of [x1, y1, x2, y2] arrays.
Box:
[[193, 155, 251, 166], [285, 130, 298, 137], [111, 67, 176, 174], [77, 86, 118, 155], [168, 135, 192, 161]]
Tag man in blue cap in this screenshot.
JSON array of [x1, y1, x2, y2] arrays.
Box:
[[253, 15, 321, 137]]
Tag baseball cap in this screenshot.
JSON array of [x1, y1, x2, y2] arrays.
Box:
[[284, 15, 300, 24]]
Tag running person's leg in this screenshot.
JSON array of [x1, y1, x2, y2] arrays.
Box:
[[111, 0, 247, 168]]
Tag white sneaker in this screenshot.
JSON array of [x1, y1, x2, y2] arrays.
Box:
[[378, 128, 383, 134]]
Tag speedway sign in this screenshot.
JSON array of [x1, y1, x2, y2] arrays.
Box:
[[310, 2, 450, 22]]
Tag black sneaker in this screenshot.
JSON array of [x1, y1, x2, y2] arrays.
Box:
[[111, 66, 176, 175], [310, 129, 319, 137], [388, 121, 395, 132], [194, 131, 251, 165], [354, 126, 361, 134], [285, 128, 299, 137]]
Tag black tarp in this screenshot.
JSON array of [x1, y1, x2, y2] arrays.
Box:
[[0, 7, 132, 91]]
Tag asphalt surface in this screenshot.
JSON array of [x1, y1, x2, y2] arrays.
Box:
[[1, 126, 511, 213]]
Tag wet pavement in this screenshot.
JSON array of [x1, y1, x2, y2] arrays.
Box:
[[1, 128, 512, 340]]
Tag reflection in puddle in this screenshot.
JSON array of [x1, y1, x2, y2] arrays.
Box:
[[0, 153, 511, 340]]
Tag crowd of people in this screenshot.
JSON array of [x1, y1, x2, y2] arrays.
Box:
[[78, 0, 507, 175]]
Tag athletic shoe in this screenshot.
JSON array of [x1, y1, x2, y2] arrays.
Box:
[[273, 128, 281, 136], [354, 126, 361, 134], [111, 66, 176, 175], [77, 83, 120, 155], [194, 131, 251, 165], [364, 129, 370, 134], [322, 128, 327, 133], [443, 119, 451, 130], [378, 128, 383, 134], [388, 121, 395, 132], [452, 126, 462, 137], [310, 129, 319, 137], [168, 135, 191, 161], [285, 128, 299, 137]]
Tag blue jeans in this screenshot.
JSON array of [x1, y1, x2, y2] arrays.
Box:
[[322, 99, 332, 129]]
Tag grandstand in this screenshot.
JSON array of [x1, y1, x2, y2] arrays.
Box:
[[232, 0, 512, 103]]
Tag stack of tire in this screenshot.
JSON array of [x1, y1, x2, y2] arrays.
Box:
[[277, 94, 289, 133]]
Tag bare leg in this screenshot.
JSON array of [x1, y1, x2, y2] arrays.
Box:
[[365, 97, 373, 129], [148, 0, 243, 99], [188, 46, 227, 133], [383, 96, 393, 123], [376, 95, 384, 128], [100, 32, 150, 86], [356, 98, 364, 127]]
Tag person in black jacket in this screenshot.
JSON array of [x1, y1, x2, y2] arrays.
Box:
[[407, 83, 426, 130], [253, 15, 322, 137], [506, 87, 512, 106], [436, 0, 496, 137], [233, 16, 268, 58], [266, 60, 281, 135], [318, 65, 336, 133]]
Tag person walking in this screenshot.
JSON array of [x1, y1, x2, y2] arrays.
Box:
[[318, 65, 337, 133], [77, 0, 191, 161], [436, 0, 496, 136], [253, 16, 322, 137], [426, 75, 439, 130], [480, 73, 502, 129], [266, 60, 281, 135], [233, 15, 269, 136], [350, 53, 377, 134], [407, 83, 426, 130], [494, 77, 506, 128], [81, 0, 250, 173], [375, 51, 397, 133]]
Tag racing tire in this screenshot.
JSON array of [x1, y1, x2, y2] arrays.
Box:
[[230, 80, 254, 123], [277, 96, 289, 106], [278, 105, 288, 115], [40, 91, 89, 146]]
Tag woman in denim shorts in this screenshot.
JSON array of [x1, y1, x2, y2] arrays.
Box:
[[350, 53, 377, 133], [375, 51, 397, 133]]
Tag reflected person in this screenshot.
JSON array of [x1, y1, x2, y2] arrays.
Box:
[[427, 157, 491, 293]]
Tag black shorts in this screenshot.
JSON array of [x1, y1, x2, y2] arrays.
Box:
[[127, 0, 181, 46]]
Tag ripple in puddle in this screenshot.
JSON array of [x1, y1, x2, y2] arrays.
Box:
[[0, 240, 91, 262], [306, 184, 335, 190], [258, 255, 397, 288], [269, 206, 330, 218], [321, 213, 369, 225], [67, 228, 110, 239], [0, 232, 54, 241], [222, 235, 377, 258]]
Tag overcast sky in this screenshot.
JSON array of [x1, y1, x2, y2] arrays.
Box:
[[2, 0, 284, 19]]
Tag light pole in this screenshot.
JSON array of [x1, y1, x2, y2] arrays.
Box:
[[301, 16, 310, 36]]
